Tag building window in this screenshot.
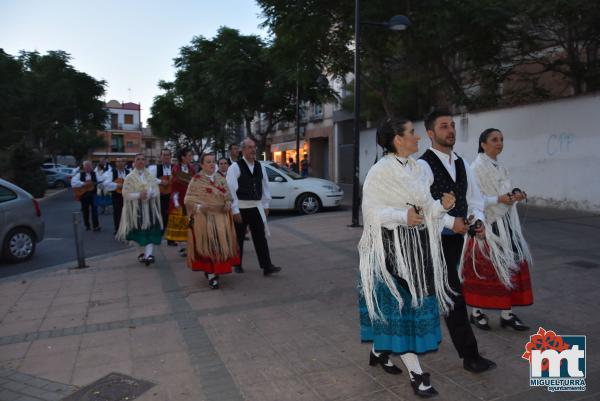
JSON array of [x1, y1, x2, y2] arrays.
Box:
[[111, 134, 124, 152], [127, 141, 134, 148], [110, 114, 118, 129], [145, 141, 153, 149], [313, 103, 323, 119], [124, 114, 134, 124]]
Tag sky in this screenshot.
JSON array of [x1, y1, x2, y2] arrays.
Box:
[[0, 0, 267, 124]]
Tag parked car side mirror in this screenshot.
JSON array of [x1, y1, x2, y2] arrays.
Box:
[[274, 176, 284, 183]]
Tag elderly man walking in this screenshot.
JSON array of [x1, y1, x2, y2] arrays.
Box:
[[226, 138, 282, 276]]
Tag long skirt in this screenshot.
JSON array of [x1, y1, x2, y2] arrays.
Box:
[[165, 207, 189, 242], [359, 225, 441, 355], [359, 279, 441, 354], [126, 223, 162, 246], [186, 228, 239, 274], [462, 236, 534, 309]]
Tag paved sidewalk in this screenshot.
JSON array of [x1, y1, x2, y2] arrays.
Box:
[[0, 206, 599, 401]]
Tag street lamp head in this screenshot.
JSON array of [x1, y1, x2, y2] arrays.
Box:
[[387, 15, 410, 31]]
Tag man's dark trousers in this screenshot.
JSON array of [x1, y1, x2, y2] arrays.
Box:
[[443, 233, 479, 359], [160, 194, 170, 234], [80, 192, 99, 229], [112, 192, 123, 232], [234, 207, 272, 269]]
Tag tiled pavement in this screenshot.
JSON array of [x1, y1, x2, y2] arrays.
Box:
[[0, 206, 599, 401]]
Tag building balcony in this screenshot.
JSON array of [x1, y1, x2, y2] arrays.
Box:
[[107, 122, 143, 131]]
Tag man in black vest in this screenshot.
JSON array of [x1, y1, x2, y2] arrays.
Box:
[[70, 160, 102, 231], [151, 149, 174, 243], [104, 158, 130, 234], [418, 109, 496, 373], [226, 137, 282, 276]]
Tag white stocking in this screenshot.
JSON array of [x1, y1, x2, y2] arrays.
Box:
[[400, 353, 431, 390], [144, 244, 153, 258]]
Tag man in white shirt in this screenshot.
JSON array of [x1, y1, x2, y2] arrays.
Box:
[[418, 109, 496, 374], [149, 149, 174, 242], [71, 160, 103, 231], [103, 158, 130, 234], [226, 138, 281, 276]]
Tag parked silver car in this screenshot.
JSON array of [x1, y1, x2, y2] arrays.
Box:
[[0, 178, 45, 263]]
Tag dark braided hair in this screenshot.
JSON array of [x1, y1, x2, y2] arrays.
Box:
[[376, 117, 410, 155]]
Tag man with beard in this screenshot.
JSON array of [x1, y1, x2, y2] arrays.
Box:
[[417, 109, 497, 373]]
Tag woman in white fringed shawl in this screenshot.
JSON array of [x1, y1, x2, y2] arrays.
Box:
[[116, 153, 163, 266], [358, 118, 456, 398], [461, 128, 534, 332]]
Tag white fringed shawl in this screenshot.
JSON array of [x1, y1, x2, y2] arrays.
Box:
[[115, 168, 163, 241], [464, 153, 533, 287], [358, 155, 454, 322]]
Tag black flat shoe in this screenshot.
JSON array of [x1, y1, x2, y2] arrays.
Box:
[[463, 355, 497, 373], [145, 255, 155, 266], [167, 240, 177, 246], [500, 313, 529, 331], [208, 278, 219, 289], [470, 313, 491, 331], [410, 372, 438, 398], [234, 266, 244, 273], [369, 350, 402, 375], [263, 265, 282, 276], [137, 253, 146, 264]]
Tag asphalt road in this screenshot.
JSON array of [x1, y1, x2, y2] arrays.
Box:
[[0, 189, 335, 278]]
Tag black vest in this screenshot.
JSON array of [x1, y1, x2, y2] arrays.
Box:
[[79, 171, 97, 194], [236, 159, 263, 201], [156, 164, 171, 178], [420, 149, 468, 218], [112, 168, 129, 180]]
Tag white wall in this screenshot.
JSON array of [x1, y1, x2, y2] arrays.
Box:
[[360, 93, 600, 211], [105, 108, 141, 130]]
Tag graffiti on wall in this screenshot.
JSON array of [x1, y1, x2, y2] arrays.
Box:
[[546, 132, 575, 156]]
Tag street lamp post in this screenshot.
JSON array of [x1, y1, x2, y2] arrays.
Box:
[[350, 4, 411, 227]]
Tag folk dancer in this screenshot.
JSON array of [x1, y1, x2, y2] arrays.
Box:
[[71, 160, 103, 232], [461, 128, 534, 331], [94, 158, 112, 214], [116, 154, 163, 265], [226, 138, 281, 276], [165, 148, 195, 257], [185, 153, 239, 289], [417, 109, 497, 373], [103, 158, 130, 234], [359, 118, 456, 398], [150, 149, 174, 243]]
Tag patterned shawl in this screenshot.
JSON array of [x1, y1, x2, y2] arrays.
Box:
[[184, 173, 237, 261]]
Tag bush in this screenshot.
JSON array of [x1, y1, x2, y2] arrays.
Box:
[[4, 141, 47, 198]]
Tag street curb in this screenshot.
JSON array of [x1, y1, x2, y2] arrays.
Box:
[[37, 188, 67, 203], [0, 246, 134, 284]]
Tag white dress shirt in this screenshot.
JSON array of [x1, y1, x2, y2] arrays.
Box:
[[149, 164, 172, 178], [417, 147, 485, 230], [226, 157, 272, 214], [70, 170, 105, 188], [103, 169, 128, 192]]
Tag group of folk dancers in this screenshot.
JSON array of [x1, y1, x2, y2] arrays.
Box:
[[71, 138, 281, 289], [358, 109, 534, 398]]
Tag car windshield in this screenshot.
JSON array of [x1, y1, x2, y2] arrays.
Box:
[[268, 162, 305, 180]]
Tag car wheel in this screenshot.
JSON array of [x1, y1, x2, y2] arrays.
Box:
[[296, 193, 321, 215], [3, 227, 36, 263], [55, 180, 66, 189]]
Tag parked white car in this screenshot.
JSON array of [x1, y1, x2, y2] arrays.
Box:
[[263, 162, 343, 214]]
